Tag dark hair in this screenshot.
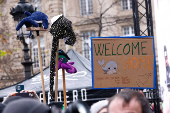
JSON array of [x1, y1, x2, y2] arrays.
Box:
[[108, 89, 150, 113]]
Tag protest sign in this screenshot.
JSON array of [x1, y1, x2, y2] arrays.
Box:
[[91, 36, 155, 89]]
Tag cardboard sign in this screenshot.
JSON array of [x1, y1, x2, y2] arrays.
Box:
[[91, 36, 156, 89]]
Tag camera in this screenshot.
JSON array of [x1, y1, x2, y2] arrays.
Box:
[[64, 100, 90, 113], [15, 85, 34, 98], [16, 92, 34, 98], [50, 100, 90, 113], [16, 85, 24, 93], [49, 102, 63, 113]]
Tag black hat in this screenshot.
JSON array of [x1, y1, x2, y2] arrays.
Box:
[[50, 15, 76, 46], [59, 49, 70, 60], [2, 98, 50, 113], [49, 15, 76, 99]]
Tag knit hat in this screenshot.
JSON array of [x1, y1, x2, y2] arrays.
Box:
[[2, 98, 50, 113], [49, 15, 76, 99], [90, 100, 109, 113], [50, 15, 76, 46]]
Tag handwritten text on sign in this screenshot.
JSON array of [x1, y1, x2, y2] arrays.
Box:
[[92, 37, 154, 88]]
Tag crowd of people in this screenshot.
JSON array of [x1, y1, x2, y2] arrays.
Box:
[[0, 89, 155, 113]]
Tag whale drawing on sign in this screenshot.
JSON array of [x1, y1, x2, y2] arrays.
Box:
[[98, 59, 117, 74]]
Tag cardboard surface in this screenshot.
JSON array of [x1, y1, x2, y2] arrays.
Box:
[[91, 37, 155, 89]]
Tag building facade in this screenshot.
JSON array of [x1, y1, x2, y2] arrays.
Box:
[[0, 0, 158, 88]]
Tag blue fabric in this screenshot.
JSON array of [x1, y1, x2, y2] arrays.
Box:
[[28, 31, 31, 38], [24, 11, 31, 16], [16, 11, 48, 31]]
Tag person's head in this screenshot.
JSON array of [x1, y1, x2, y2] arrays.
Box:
[[165, 56, 169, 66], [2, 98, 50, 113], [90, 100, 108, 113], [164, 45, 169, 66], [3, 96, 23, 105], [108, 89, 150, 113]]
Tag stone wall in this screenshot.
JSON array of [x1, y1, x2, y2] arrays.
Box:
[[0, 0, 25, 88]]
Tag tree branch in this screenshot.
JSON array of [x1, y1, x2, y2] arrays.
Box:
[[1, 64, 14, 84], [101, 0, 120, 15]]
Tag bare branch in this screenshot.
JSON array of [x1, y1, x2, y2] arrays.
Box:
[[0, 12, 25, 88], [98, 0, 102, 5], [101, 0, 120, 15], [1, 64, 14, 84]]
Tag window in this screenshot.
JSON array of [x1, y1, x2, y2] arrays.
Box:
[[29, 0, 42, 11], [122, 26, 134, 36], [80, 0, 93, 16], [122, 0, 132, 10], [32, 37, 45, 68], [82, 31, 95, 60]]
